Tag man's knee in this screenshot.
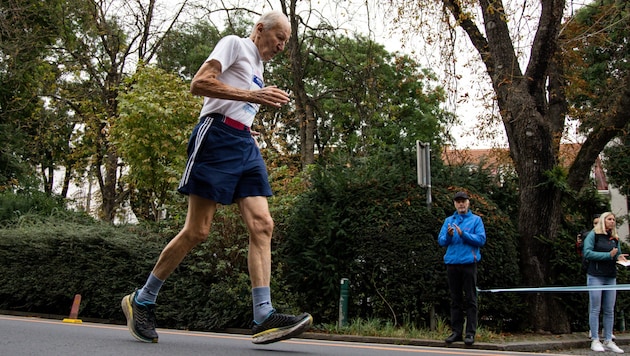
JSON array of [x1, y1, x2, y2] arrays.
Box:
[[260, 215, 274, 234], [181, 227, 211, 245], [249, 213, 273, 234], [250, 215, 274, 243]]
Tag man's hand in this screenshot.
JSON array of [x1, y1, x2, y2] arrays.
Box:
[[253, 86, 290, 108]]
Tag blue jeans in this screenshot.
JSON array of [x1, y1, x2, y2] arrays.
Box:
[[587, 274, 616, 341]]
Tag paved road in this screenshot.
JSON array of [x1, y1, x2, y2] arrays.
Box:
[[0, 315, 578, 356]]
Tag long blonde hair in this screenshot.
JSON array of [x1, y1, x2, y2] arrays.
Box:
[[593, 211, 619, 239]]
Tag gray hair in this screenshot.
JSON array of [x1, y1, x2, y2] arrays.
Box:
[[250, 10, 289, 36]]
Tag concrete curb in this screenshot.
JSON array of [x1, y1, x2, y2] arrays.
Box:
[[297, 332, 630, 353]]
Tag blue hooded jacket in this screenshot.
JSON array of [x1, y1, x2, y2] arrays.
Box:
[[438, 210, 486, 264]]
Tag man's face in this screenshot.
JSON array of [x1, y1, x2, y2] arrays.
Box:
[[454, 198, 469, 214], [254, 21, 291, 61]]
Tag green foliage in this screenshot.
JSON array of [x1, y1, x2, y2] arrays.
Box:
[[262, 31, 449, 159], [541, 166, 570, 192], [156, 14, 252, 80], [564, 0, 630, 130], [0, 155, 621, 334], [0, 0, 65, 190], [0, 217, 159, 318], [156, 21, 222, 80], [0, 207, 262, 330], [112, 64, 199, 221], [0, 190, 73, 227]]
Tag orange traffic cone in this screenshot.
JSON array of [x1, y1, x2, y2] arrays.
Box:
[[62, 294, 83, 324]]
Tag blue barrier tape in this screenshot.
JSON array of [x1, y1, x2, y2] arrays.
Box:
[[478, 284, 630, 293]]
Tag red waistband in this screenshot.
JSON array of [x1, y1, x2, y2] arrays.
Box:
[[209, 113, 250, 131]]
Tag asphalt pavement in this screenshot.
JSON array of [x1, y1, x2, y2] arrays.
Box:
[[1, 315, 574, 356], [2, 311, 627, 354]]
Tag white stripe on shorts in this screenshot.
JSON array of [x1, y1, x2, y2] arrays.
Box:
[[179, 116, 214, 189]]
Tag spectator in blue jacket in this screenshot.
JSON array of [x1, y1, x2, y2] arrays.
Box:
[[438, 191, 486, 346]]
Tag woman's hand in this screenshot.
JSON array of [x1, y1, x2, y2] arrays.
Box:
[[611, 247, 619, 259]]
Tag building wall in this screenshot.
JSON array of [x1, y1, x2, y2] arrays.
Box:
[[601, 187, 630, 242]]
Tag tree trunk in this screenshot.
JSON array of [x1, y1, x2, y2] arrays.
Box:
[[101, 144, 119, 222], [497, 80, 570, 332], [284, 0, 316, 168], [444, 0, 572, 332], [513, 116, 570, 332]]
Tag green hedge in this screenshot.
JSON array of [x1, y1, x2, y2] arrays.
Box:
[[0, 220, 159, 319], [0, 209, 263, 330]]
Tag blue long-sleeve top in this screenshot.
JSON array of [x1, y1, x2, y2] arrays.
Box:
[[582, 229, 620, 277], [438, 210, 486, 264], [582, 230, 621, 261]]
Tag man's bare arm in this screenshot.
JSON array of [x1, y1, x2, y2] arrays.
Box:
[[190, 60, 290, 108]]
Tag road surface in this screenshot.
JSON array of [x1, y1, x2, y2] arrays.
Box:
[[0, 315, 575, 356]]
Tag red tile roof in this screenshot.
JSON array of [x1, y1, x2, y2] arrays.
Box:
[[441, 144, 608, 190]]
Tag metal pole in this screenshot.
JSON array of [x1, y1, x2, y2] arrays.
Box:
[[339, 278, 349, 327], [417, 141, 432, 209]]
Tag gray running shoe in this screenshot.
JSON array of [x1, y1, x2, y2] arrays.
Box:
[[121, 290, 158, 343], [252, 312, 313, 344]]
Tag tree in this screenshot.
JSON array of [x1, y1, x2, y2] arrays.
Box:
[[265, 32, 448, 159], [0, 0, 65, 190], [390, 0, 630, 333], [156, 21, 225, 81], [562, 0, 630, 197], [260, 14, 451, 164], [154, 8, 449, 168], [243, 0, 435, 168], [111, 65, 199, 221], [47, 0, 186, 222]]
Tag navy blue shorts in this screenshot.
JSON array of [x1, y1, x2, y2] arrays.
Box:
[[177, 114, 272, 205]]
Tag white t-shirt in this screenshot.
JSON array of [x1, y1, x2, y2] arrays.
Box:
[[198, 35, 264, 127]]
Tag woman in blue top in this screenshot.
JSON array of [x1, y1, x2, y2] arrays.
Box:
[[438, 191, 486, 346], [583, 212, 627, 353]]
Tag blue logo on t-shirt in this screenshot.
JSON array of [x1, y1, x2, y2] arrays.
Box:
[[253, 75, 264, 89]]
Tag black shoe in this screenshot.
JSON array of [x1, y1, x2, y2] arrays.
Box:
[[252, 312, 313, 344], [464, 334, 475, 346], [121, 290, 159, 343], [445, 333, 462, 343]]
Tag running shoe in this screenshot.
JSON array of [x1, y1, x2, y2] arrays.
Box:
[[252, 312, 313, 344], [121, 290, 159, 343]]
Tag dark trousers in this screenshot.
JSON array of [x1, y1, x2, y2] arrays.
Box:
[[447, 263, 478, 336]]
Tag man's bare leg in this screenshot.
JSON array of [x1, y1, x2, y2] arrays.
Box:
[[238, 196, 313, 344], [152, 195, 217, 280], [122, 194, 217, 343]]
